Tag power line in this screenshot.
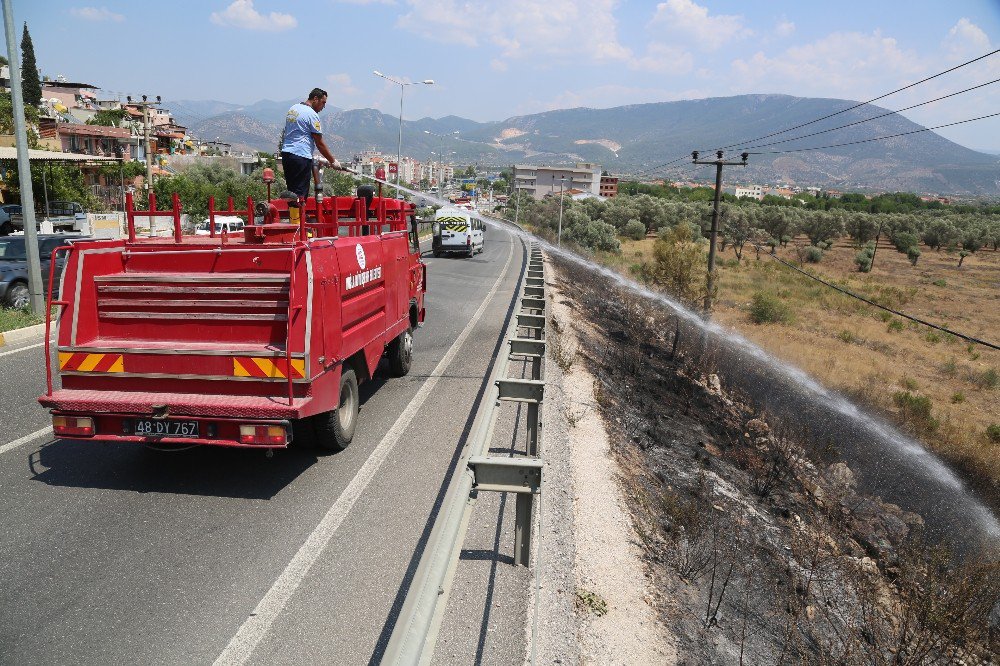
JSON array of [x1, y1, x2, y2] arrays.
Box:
[[762, 250, 999, 350], [715, 48, 999, 152], [746, 111, 1000, 155], [740, 78, 1000, 151]]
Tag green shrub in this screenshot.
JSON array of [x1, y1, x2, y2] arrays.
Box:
[[622, 219, 646, 241], [932, 279, 947, 287], [925, 332, 941, 344], [975, 368, 999, 390], [887, 319, 904, 332], [893, 391, 938, 431], [855, 248, 874, 272], [804, 245, 824, 263], [876, 311, 892, 323], [748, 292, 791, 324], [899, 376, 919, 391], [951, 392, 965, 404], [906, 246, 921, 265], [987, 424, 1000, 444], [837, 330, 858, 344]]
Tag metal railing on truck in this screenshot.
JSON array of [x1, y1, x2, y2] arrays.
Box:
[[380, 242, 547, 666], [43, 191, 418, 408]]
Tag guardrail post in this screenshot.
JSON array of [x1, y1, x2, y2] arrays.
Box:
[[516, 313, 546, 340], [468, 456, 543, 567], [498, 378, 544, 456], [509, 337, 545, 382]]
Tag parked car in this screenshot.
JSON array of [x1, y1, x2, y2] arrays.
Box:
[[0, 234, 92, 309], [0, 204, 23, 236]]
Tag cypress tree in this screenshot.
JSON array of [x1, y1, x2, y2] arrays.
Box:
[[21, 23, 41, 107]]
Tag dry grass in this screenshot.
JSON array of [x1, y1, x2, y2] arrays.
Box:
[[615, 234, 1000, 488]]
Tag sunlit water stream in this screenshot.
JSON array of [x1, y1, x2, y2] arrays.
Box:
[[364, 175, 1000, 548]]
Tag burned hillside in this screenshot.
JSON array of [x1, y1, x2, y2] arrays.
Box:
[[548, 255, 999, 665]]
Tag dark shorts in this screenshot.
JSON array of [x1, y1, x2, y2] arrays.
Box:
[[281, 152, 314, 197]]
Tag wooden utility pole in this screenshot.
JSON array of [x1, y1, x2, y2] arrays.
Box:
[[692, 150, 748, 313]]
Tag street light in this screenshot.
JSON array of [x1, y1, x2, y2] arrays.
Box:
[[557, 176, 568, 246], [374, 70, 434, 193], [424, 129, 458, 199]]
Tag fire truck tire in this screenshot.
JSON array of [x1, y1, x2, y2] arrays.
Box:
[[387, 328, 413, 377], [290, 418, 316, 449], [314, 367, 358, 452]]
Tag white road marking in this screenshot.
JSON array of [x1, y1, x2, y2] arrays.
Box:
[[0, 340, 50, 358], [214, 236, 516, 665], [0, 426, 54, 456]]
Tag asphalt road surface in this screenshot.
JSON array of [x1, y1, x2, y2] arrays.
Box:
[[0, 226, 531, 665]]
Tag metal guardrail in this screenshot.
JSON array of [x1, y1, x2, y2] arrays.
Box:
[[381, 242, 546, 666]]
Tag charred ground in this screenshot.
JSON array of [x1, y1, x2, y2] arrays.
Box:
[[549, 255, 999, 665]]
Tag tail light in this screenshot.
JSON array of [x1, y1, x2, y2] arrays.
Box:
[[467, 235, 472, 246], [239, 424, 287, 445], [53, 415, 95, 436]]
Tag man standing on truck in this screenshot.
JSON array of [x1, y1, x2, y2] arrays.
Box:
[[280, 88, 343, 197]]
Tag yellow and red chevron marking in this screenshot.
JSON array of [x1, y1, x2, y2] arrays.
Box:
[[233, 357, 305, 379], [58, 352, 124, 373]]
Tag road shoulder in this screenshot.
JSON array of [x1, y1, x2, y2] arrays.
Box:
[[543, 265, 676, 665]]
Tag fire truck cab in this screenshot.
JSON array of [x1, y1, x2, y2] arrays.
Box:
[[38, 181, 427, 453]]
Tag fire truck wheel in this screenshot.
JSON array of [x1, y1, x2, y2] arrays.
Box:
[[290, 418, 316, 449], [315, 367, 358, 451], [387, 328, 413, 377]]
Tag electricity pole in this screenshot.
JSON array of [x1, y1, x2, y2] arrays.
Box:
[[692, 150, 748, 313], [3, 0, 43, 314], [127, 94, 160, 190]]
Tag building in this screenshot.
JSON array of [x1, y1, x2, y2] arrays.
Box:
[[56, 123, 133, 158], [511, 163, 602, 199], [599, 174, 618, 198], [734, 185, 763, 200]]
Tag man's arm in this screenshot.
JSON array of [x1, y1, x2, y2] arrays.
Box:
[[313, 134, 342, 169]]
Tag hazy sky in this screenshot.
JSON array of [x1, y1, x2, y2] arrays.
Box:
[[9, 1, 1000, 150]]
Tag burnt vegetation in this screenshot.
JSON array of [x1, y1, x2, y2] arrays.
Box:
[[551, 255, 999, 665]]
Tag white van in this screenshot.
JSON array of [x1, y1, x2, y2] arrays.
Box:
[[195, 215, 246, 236], [432, 208, 484, 258]]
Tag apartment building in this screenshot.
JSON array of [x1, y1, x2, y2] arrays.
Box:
[[511, 163, 602, 199]]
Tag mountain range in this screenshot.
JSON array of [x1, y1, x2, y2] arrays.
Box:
[[169, 95, 1000, 196]]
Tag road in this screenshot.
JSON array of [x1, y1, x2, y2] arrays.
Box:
[[0, 226, 530, 665]]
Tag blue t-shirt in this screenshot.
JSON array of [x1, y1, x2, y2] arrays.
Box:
[[282, 102, 322, 159]]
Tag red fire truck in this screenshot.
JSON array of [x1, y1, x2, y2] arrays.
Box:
[[38, 179, 426, 452]]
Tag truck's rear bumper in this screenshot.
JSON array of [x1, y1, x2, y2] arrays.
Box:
[[39, 389, 309, 448], [40, 388, 308, 418], [46, 408, 293, 449]]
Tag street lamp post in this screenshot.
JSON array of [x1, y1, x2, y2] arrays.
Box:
[[557, 177, 567, 246], [424, 129, 458, 200], [374, 71, 434, 194]]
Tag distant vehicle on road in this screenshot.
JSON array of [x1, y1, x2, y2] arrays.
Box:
[[432, 207, 484, 258], [0, 234, 92, 308]]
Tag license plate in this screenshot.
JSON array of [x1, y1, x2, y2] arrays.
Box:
[[133, 419, 200, 438]]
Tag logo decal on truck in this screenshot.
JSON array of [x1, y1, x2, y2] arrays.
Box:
[[356, 244, 366, 269], [345, 265, 383, 290]]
